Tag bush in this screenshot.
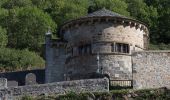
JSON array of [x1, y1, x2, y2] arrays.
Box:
[[0, 48, 45, 72], [21, 96, 34, 100]]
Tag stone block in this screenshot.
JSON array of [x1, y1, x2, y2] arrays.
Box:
[[0, 78, 7, 89], [7, 81, 18, 87], [25, 73, 37, 85]]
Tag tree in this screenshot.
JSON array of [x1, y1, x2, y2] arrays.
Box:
[[0, 26, 7, 47], [155, 0, 170, 44], [2, 0, 32, 9], [144, 0, 170, 44], [89, 0, 130, 16], [6, 7, 56, 51], [45, 0, 89, 26]]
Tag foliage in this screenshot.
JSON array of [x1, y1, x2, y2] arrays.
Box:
[[21, 96, 34, 100], [0, 26, 7, 47], [6, 7, 56, 51], [21, 88, 170, 100], [2, 0, 32, 9], [0, 8, 8, 27], [149, 43, 170, 50], [89, 0, 130, 16], [0, 48, 45, 72], [144, 0, 170, 44], [47, 0, 89, 26], [57, 92, 91, 100]]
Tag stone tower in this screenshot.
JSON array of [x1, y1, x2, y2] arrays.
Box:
[[45, 31, 67, 83], [45, 8, 149, 82]]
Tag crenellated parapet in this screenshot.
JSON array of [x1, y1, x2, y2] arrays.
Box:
[[60, 17, 149, 58], [60, 17, 149, 36]]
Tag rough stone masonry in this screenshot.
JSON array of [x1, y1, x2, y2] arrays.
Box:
[[132, 51, 170, 89], [0, 78, 109, 100], [45, 8, 149, 83]]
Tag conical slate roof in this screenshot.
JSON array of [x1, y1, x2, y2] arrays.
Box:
[[82, 8, 127, 18]]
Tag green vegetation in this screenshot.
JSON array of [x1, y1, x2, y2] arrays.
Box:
[[149, 43, 170, 50], [21, 88, 170, 100], [0, 48, 44, 72], [5, 7, 56, 51], [0, 0, 170, 71], [0, 26, 7, 47]]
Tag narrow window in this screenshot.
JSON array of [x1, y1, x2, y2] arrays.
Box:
[[78, 46, 83, 55], [111, 43, 115, 52], [85, 44, 91, 54], [123, 44, 129, 53], [117, 43, 122, 52]]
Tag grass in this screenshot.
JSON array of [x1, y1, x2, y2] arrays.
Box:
[[21, 88, 170, 100]]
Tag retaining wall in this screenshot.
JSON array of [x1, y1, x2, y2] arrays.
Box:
[[0, 78, 109, 100]]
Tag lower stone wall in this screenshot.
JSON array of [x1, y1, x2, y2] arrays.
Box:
[[0, 78, 109, 99], [132, 51, 170, 89], [66, 55, 132, 80]]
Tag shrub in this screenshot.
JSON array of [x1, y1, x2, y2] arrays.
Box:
[[0, 48, 45, 72], [21, 96, 34, 100]]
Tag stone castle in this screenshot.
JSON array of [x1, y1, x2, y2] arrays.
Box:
[[45, 8, 149, 82], [0, 8, 170, 99], [45, 8, 170, 89]]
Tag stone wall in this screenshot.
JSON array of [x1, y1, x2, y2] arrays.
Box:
[[45, 35, 66, 83], [132, 51, 170, 89], [66, 55, 132, 80], [0, 78, 109, 100], [63, 21, 147, 50]]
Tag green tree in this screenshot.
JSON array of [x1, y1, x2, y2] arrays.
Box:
[[2, 0, 32, 9], [144, 0, 170, 44], [46, 0, 89, 26], [6, 7, 56, 51], [89, 0, 130, 16], [0, 26, 7, 47], [156, 0, 170, 44], [0, 0, 7, 7]]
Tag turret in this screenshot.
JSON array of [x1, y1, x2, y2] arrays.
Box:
[[58, 8, 149, 81]]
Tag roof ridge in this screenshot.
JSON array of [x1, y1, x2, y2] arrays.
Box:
[[82, 8, 127, 18]]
